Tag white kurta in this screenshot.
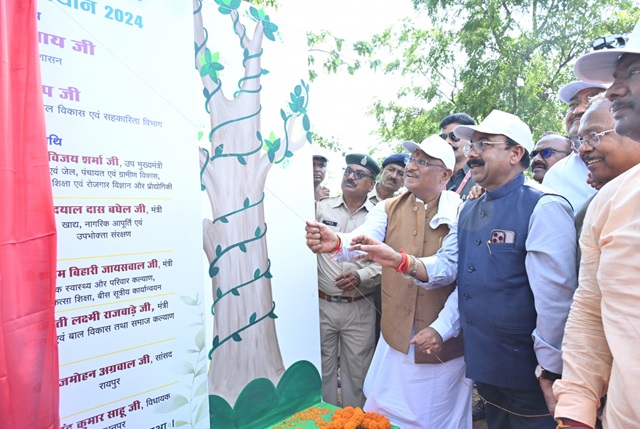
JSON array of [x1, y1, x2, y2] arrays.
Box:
[[363, 335, 472, 429]]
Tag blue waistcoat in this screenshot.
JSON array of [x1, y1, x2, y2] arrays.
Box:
[[457, 173, 544, 390]]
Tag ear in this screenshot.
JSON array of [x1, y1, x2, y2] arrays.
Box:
[[441, 168, 454, 183], [368, 179, 375, 192], [510, 145, 526, 165]]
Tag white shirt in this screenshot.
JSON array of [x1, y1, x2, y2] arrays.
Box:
[[542, 152, 597, 214]]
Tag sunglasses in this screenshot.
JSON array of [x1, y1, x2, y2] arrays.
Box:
[[530, 148, 572, 159], [592, 35, 626, 51], [343, 167, 374, 181], [439, 132, 460, 142]]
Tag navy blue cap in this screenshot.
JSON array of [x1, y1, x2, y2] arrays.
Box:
[[382, 153, 409, 168], [345, 153, 380, 177]]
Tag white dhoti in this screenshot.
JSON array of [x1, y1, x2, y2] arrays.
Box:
[[363, 335, 472, 429]]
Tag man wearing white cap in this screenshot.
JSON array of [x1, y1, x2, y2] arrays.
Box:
[[553, 20, 640, 429], [351, 110, 577, 428], [542, 81, 606, 213], [305, 135, 472, 429]]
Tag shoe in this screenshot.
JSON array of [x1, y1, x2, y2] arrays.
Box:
[[472, 399, 486, 421]]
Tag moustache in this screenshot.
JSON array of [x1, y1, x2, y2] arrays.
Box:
[[611, 100, 633, 114], [467, 159, 485, 168], [531, 162, 546, 170], [344, 179, 357, 187], [450, 145, 459, 152]]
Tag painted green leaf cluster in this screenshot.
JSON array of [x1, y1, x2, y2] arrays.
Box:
[[261, 131, 282, 163], [214, 0, 242, 15], [199, 49, 225, 84], [209, 360, 322, 429], [249, 6, 279, 41]]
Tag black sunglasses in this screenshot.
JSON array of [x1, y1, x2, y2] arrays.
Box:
[[592, 34, 626, 51], [439, 132, 460, 142], [343, 167, 374, 181], [530, 148, 571, 159]]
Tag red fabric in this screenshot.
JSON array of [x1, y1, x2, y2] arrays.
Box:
[[0, 1, 60, 428]]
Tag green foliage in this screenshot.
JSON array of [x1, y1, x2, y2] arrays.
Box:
[[310, 0, 640, 143], [307, 31, 381, 82], [311, 132, 353, 156]]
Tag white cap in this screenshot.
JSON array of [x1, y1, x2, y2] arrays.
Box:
[[558, 81, 607, 104], [453, 109, 533, 152], [574, 19, 640, 84], [402, 135, 455, 170]]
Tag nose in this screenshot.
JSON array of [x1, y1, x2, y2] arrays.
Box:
[[605, 78, 624, 101], [573, 101, 588, 116], [467, 146, 480, 158], [532, 152, 545, 163], [578, 141, 592, 155]]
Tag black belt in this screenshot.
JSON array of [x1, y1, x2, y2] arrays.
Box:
[[318, 290, 372, 303]]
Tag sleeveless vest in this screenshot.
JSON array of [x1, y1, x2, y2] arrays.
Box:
[[382, 192, 464, 364], [457, 173, 544, 389]]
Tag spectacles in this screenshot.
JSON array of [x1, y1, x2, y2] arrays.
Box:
[[463, 141, 508, 157], [343, 166, 374, 180], [530, 148, 572, 159], [404, 156, 446, 169], [439, 132, 460, 142], [592, 35, 626, 51], [313, 162, 327, 168], [576, 129, 615, 149]]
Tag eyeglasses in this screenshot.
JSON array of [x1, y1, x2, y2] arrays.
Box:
[[530, 148, 572, 159], [439, 132, 460, 142], [343, 166, 374, 180], [463, 141, 508, 157], [404, 156, 446, 169], [576, 129, 615, 149], [592, 35, 626, 51], [313, 162, 327, 169]]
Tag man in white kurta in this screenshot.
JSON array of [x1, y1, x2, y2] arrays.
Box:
[[306, 135, 472, 429]]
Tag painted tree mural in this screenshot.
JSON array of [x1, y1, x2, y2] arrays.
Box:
[[193, 0, 312, 406]]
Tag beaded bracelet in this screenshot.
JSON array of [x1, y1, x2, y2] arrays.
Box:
[[408, 255, 419, 277]]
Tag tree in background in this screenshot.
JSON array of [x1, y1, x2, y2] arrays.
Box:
[[309, 0, 639, 146]]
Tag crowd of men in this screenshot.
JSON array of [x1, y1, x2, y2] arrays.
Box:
[[305, 18, 640, 429]]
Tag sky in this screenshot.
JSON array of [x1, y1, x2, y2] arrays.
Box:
[[272, 0, 416, 188]]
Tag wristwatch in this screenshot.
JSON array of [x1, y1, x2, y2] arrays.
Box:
[[535, 364, 561, 381]]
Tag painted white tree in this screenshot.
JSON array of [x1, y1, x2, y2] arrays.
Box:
[[193, 0, 312, 405]]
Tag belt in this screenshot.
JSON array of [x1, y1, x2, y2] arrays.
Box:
[[318, 290, 372, 303]]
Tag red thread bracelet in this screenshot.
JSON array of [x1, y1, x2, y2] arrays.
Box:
[[331, 236, 342, 253], [395, 249, 410, 273]]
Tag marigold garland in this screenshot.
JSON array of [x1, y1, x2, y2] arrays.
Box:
[[320, 406, 391, 429]]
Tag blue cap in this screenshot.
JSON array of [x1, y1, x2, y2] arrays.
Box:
[[382, 153, 409, 168]]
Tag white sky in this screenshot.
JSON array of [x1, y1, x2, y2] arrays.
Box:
[[273, 0, 416, 188]]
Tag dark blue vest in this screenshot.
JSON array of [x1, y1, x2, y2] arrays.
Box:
[[457, 173, 544, 390]]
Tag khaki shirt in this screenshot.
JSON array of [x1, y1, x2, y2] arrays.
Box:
[[316, 195, 381, 297]]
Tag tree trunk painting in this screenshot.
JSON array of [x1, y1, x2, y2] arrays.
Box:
[[193, 0, 312, 406]]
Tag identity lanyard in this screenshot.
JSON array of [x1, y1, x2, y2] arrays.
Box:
[[455, 170, 472, 194]]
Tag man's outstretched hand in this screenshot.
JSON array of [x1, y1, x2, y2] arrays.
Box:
[[305, 221, 339, 254]]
